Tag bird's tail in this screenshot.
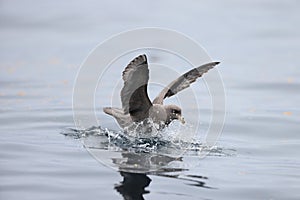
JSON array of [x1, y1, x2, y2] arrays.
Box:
[[103, 107, 113, 115], [103, 107, 124, 116]]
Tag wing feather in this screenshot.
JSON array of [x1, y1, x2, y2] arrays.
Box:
[[153, 61, 220, 104], [120, 55, 152, 122]]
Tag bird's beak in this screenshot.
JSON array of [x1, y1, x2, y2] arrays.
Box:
[[177, 114, 185, 124]]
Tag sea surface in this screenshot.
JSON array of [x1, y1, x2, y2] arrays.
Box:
[[1, 0, 300, 199]]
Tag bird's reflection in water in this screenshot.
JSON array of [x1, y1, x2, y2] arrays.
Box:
[[115, 171, 151, 200], [113, 152, 214, 199], [113, 152, 180, 200], [115, 171, 214, 200]]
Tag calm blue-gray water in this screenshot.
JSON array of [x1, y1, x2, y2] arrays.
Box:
[[1, 0, 300, 199]]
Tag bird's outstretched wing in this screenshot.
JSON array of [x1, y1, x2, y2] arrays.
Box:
[[153, 61, 220, 104], [121, 54, 152, 122]]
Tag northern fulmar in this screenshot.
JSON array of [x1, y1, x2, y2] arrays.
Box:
[[103, 55, 219, 131]]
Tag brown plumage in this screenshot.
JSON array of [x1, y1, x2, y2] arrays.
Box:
[[103, 54, 219, 131]]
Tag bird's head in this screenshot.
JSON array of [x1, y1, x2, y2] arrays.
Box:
[[165, 105, 185, 124]]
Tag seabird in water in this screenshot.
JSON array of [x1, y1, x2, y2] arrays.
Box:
[[103, 54, 219, 131]]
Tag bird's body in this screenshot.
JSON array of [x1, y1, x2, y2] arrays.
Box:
[[103, 55, 219, 132], [148, 104, 168, 125], [103, 104, 169, 132]]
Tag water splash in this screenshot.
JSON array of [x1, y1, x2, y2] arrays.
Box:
[[61, 121, 234, 157], [61, 124, 235, 173]]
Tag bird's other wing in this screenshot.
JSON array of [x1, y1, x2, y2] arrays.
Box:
[[153, 61, 220, 104], [121, 54, 152, 122]]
